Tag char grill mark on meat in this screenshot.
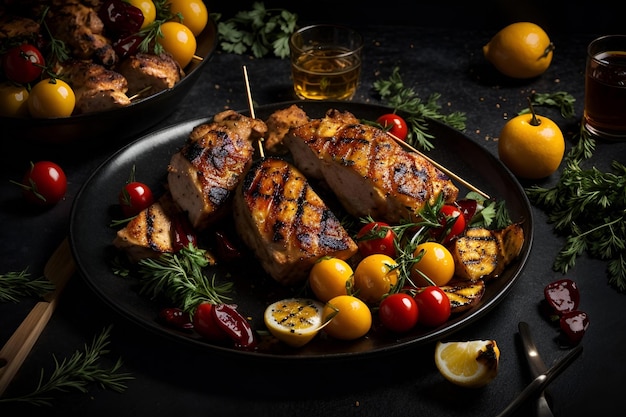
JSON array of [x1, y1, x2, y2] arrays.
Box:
[[233, 157, 358, 286], [167, 111, 267, 231], [284, 109, 459, 224]]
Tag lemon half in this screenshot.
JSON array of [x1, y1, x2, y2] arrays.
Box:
[[264, 298, 326, 348], [434, 340, 500, 388]]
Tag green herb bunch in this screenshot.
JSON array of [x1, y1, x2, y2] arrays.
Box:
[[0, 269, 55, 303], [0, 326, 133, 406], [373, 67, 467, 151], [212, 2, 298, 58]]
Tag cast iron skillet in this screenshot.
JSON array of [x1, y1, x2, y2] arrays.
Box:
[[69, 101, 533, 362], [1, 18, 217, 145]]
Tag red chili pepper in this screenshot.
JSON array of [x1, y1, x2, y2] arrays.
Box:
[[544, 278, 580, 317], [172, 212, 197, 251], [159, 307, 194, 331], [99, 0, 144, 36], [559, 310, 589, 346], [211, 303, 258, 350]]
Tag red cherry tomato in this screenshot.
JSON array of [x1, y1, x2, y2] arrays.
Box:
[[192, 303, 229, 341], [355, 221, 397, 258], [437, 204, 466, 244], [211, 303, 258, 350], [414, 286, 451, 327], [376, 113, 409, 141], [455, 198, 480, 225], [378, 293, 419, 333], [19, 161, 67, 206], [118, 181, 154, 217], [2, 44, 45, 84]]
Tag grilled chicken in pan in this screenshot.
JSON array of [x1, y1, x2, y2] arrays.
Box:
[[117, 52, 184, 98], [263, 104, 310, 154], [167, 110, 267, 231], [233, 157, 358, 285], [284, 109, 459, 224]]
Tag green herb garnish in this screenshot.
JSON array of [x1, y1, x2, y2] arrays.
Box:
[[0, 326, 133, 406], [518, 91, 576, 119], [373, 67, 467, 151], [0, 269, 55, 303], [212, 2, 298, 58]]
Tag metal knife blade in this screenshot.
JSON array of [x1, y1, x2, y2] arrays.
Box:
[[519, 321, 548, 376]]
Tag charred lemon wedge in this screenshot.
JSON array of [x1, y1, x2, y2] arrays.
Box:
[[434, 340, 500, 388], [264, 298, 326, 348]]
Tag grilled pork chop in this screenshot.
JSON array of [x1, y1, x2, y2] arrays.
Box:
[[284, 109, 459, 224], [233, 157, 358, 285], [167, 110, 267, 231]]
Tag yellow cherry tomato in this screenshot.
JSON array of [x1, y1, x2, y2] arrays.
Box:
[[353, 254, 399, 305], [309, 257, 354, 303], [158, 21, 197, 68], [167, 0, 208, 36], [322, 295, 372, 341], [411, 242, 455, 287], [28, 78, 75, 118], [0, 82, 29, 117], [128, 0, 156, 29]]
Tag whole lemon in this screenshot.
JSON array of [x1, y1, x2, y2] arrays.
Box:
[[483, 22, 555, 79], [498, 110, 565, 179]]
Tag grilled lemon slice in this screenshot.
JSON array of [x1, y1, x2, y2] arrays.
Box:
[[434, 340, 500, 388], [264, 298, 326, 348]]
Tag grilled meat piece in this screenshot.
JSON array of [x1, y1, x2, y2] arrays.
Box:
[[263, 104, 310, 154], [117, 52, 184, 98], [55, 59, 130, 113], [113, 193, 179, 262], [45, 2, 117, 67], [233, 157, 358, 286], [167, 110, 267, 231], [284, 109, 459, 224], [0, 14, 40, 41]]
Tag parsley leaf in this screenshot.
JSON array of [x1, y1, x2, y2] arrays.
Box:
[[212, 2, 298, 58]]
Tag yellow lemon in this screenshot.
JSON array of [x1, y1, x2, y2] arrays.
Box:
[[264, 298, 326, 348], [483, 22, 554, 79], [498, 110, 565, 179], [434, 340, 500, 388]]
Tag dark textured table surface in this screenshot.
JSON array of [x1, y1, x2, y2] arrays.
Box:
[[1, 4, 625, 417]]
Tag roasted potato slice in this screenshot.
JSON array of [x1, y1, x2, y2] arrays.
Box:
[[440, 278, 486, 313]]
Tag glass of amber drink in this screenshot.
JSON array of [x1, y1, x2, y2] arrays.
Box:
[[289, 24, 363, 100], [584, 35, 626, 139]]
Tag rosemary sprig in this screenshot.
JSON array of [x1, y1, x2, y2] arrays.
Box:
[[212, 2, 298, 58], [518, 91, 577, 119], [0, 326, 133, 406], [38, 6, 70, 64], [0, 269, 55, 303], [373, 66, 467, 151], [135, 244, 233, 312]]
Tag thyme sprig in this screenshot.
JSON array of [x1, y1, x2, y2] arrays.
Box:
[[0, 269, 55, 303], [0, 326, 133, 406], [212, 2, 298, 58], [525, 125, 626, 291], [135, 244, 233, 312], [373, 67, 467, 151]]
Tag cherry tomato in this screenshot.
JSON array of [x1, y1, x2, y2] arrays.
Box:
[[0, 82, 29, 117], [414, 286, 451, 327], [353, 254, 399, 304], [436, 204, 466, 244], [28, 78, 75, 118], [309, 257, 354, 302], [118, 181, 154, 217], [410, 242, 455, 286], [376, 113, 409, 141], [378, 293, 419, 333], [322, 295, 372, 340], [2, 44, 45, 84], [167, 0, 209, 36], [355, 221, 397, 258], [19, 161, 67, 206], [158, 21, 196, 68], [128, 0, 156, 29], [193, 302, 229, 341], [211, 303, 258, 350], [455, 198, 480, 225]]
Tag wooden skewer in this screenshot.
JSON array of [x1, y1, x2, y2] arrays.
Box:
[[387, 132, 491, 200], [242, 65, 265, 159]]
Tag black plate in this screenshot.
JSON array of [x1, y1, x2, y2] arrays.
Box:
[[69, 101, 533, 361], [1, 18, 217, 145]]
